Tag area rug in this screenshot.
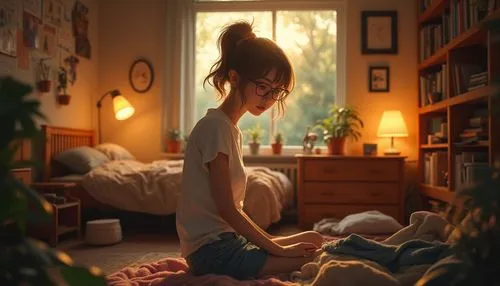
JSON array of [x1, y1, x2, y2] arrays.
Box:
[[107, 256, 292, 286]]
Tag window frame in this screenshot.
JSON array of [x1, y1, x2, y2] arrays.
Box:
[[191, 0, 346, 154]]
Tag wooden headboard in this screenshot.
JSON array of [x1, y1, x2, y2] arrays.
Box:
[[41, 125, 95, 180]]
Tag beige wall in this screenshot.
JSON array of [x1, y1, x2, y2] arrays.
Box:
[[98, 0, 418, 162], [97, 0, 165, 162], [345, 0, 418, 161], [3, 0, 99, 130]]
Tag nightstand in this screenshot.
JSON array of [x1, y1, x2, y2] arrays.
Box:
[[29, 182, 81, 246], [10, 168, 32, 186], [296, 155, 406, 229]]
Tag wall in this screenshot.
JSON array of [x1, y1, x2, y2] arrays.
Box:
[[98, 0, 418, 163], [345, 0, 418, 162], [0, 0, 99, 130], [97, 0, 165, 163]]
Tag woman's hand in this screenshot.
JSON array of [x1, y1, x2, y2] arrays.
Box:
[[276, 242, 319, 258]]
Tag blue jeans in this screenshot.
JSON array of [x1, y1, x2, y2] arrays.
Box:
[[186, 232, 268, 280]]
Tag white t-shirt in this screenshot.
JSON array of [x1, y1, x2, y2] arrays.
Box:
[[176, 108, 247, 257]]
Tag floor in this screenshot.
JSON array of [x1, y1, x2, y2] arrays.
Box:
[[59, 213, 302, 275]]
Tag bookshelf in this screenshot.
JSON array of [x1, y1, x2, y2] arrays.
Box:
[[417, 0, 500, 205]]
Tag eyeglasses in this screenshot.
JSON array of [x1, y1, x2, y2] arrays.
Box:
[[248, 79, 290, 101]]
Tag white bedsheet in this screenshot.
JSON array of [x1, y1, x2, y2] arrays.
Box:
[[82, 160, 183, 215], [81, 160, 293, 228]]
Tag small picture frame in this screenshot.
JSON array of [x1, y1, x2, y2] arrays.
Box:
[[369, 66, 390, 92], [361, 11, 398, 55], [363, 143, 378, 156]]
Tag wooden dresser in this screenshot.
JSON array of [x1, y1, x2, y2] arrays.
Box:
[[296, 155, 406, 228]]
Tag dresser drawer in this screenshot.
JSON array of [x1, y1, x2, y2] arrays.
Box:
[[11, 168, 32, 185], [301, 204, 400, 227], [303, 182, 400, 204], [303, 159, 400, 182]]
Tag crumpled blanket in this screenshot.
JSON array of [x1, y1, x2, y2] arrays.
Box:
[[291, 211, 456, 286], [323, 234, 454, 272], [82, 160, 183, 215]]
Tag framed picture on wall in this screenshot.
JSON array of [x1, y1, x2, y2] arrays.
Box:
[[361, 10, 398, 54], [369, 66, 390, 92]]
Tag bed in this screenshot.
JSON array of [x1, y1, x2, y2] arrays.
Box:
[[40, 125, 293, 229]]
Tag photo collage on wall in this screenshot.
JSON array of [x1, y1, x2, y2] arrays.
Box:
[[0, 0, 90, 74]]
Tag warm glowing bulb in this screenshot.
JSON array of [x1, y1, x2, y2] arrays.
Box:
[[112, 95, 135, 120]]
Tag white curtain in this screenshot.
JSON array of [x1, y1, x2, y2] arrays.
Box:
[[162, 0, 195, 138]]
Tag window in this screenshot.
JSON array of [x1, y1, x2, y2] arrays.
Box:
[[193, 1, 345, 147]]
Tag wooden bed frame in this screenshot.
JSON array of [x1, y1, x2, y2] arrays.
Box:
[[41, 124, 109, 209]]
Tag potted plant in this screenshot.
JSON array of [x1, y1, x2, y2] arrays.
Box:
[[0, 76, 107, 285], [246, 123, 264, 155], [36, 59, 51, 93], [57, 67, 71, 105], [315, 105, 364, 155], [166, 128, 182, 153], [272, 132, 284, 155]]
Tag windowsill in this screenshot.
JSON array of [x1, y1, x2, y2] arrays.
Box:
[[161, 145, 328, 161]]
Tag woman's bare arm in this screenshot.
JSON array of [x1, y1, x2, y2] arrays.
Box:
[[208, 152, 282, 255]]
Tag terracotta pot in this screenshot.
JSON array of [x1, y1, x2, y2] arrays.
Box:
[[37, 80, 52, 93], [249, 142, 260, 155], [57, 94, 71, 105], [327, 137, 346, 155], [167, 140, 181, 153], [271, 143, 282, 155]]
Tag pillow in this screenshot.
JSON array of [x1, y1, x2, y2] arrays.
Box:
[[94, 143, 135, 161], [53, 146, 110, 174], [314, 210, 403, 235]]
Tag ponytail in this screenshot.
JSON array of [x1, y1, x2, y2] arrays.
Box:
[[203, 21, 256, 99]]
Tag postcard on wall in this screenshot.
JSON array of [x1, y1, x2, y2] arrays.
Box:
[[58, 25, 73, 52], [23, 0, 42, 19], [43, 0, 63, 28], [0, 55, 16, 77], [41, 24, 56, 57], [72, 0, 90, 59], [23, 11, 41, 49], [17, 30, 29, 69], [0, 1, 18, 57]]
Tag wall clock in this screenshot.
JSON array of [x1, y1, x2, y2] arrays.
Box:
[[129, 58, 154, 93]]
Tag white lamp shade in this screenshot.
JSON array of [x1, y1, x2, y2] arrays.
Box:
[[113, 95, 135, 120], [377, 110, 408, 138]]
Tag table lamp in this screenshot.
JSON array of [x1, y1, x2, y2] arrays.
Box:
[[377, 110, 408, 156], [96, 89, 135, 144]]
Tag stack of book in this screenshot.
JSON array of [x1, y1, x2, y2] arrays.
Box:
[[456, 112, 489, 145], [455, 151, 489, 191], [453, 63, 487, 95], [424, 151, 448, 187], [467, 71, 488, 91]]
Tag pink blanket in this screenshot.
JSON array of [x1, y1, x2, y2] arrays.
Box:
[[107, 235, 390, 286], [107, 257, 293, 286]]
